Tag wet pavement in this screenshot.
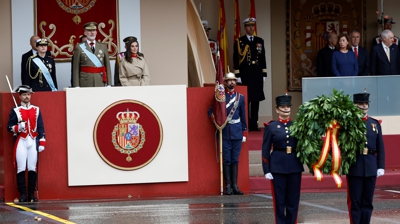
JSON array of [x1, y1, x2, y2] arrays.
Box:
[[1, 187, 400, 224]]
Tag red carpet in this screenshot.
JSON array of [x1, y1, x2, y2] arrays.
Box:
[[248, 128, 263, 150]]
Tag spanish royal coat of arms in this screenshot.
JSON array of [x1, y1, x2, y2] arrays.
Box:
[[112, 109, 146, 162]]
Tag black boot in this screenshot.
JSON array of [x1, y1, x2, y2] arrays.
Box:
[[223, 164, 233, 195], [231, 164, 243, 195], [17, 171, 27, 202], [28, 171, 38, 202]]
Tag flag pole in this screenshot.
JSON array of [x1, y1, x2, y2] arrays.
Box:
[[219, 128, 223, 195]]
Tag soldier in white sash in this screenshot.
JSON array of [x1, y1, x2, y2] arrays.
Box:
[[24, 39, 57, 91], [72, 22, 112, 87]]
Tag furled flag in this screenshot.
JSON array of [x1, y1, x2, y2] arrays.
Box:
[[249, 0, 257, 36], [233, 0, 241, 41], [212, 53, 227, 130], [218, 0, 228, 74]]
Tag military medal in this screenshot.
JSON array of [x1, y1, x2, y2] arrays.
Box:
[[277, 125, 281, 128], [363, 147, 368, 155], [286, 146, 292, 154]]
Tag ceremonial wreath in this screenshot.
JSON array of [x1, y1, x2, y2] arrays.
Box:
[[289, 89, 366, 187]]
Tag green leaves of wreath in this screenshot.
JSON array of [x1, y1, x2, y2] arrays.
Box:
[[289, 89, 366, 175]]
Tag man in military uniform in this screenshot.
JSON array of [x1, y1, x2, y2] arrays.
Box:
[[202, 20, 218, 68], [21, 35, 51, 84], [114, 36, 144, 86], [7, 85, 46, 202], [208, 73, 247, 195], [233, 17, 267, 131], [372, 17, 400, 46], [72, 22, 112, 87], [347, 91, 385, 224], [24, 38, 57, 91]]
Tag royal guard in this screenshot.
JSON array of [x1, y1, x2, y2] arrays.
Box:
[[347, 91, 385, 223], [202, 20, 219, 68], [372, 17, 400, 46], [233, 17, 267, 131], [7, 85, 46, 202], [24, 38, 58, 91]]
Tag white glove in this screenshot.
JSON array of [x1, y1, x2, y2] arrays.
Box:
[[18, 122, 26, 132], [265, 173, 274, 180], [237, 77, 242, 84], [106, 85, 112, 87], [38, 146, 45, 152], [75, 86, 80, 88], [263, 77, 266, 82], [242, 136, 246, 142], [377, 169, 385, 177]]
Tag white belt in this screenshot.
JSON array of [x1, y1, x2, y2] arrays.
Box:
[[228, 118, 240, 124]]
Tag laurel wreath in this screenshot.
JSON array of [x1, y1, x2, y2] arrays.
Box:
[[289, 89, 367, 175]]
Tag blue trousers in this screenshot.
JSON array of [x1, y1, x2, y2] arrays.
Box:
[[346, 175, 376, 224], [222, 139, 242, 165]]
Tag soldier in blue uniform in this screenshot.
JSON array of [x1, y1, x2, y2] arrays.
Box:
[[24, 39, 57, 91], [262, 93, 304, 224], [209, 72, 247, 195], [347, 91, 385, 224], [233, 17, 267, 131]]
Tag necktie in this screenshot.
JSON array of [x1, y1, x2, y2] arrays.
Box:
[[386, 47, 390, 62], [250, 37, 253, 42], [354, 47, 358, 59], [90, 42, 95, 53]]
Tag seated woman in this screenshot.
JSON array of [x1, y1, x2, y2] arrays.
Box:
[[119, 39, 150, 86], [332, 34, 358, 76]]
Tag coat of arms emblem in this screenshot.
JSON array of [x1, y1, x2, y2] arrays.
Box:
[[112, 109, 146, 162]]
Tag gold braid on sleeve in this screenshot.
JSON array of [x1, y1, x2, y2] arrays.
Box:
[[28, 55, 39, 79], [237, 40, 249, 66]]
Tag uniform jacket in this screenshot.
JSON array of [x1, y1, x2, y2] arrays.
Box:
[[233, 35, 266, 102], [24, 54, 58, 91], [370, 43, 400, 75], [372, 35, 400, 46], [348, 117, 385, 177], [221, 92, 247, 140], [114, 52, 125, 86], [119, 55, 150, 86], [353, 46, 370, 76], [21, 49, 51, 84], [72, 41, 112, 87], [262, 119, 304, 174], [316, 45, 336, 77]]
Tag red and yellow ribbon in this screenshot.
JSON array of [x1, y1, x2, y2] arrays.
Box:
[[312, 120, 342, 188]]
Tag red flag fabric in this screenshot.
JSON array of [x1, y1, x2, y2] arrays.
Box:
[[218, 0, 228, 74], [249, 0, 257, 36], [212, 57, 227, 130], [234, 0, 241, 41]]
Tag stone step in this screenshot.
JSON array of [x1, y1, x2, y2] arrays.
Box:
[[249, 164, 264, 177], [248, 150, 261, 164]]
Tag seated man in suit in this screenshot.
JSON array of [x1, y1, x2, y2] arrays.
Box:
[[350, 29, 369, 76], [370, 29, 400, 75]]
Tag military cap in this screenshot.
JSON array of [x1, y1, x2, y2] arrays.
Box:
[[243, 17, 256, 25], [123, 36, 137, 43], [275, 94, 292, 107], [13, 85, 34, 94], [223, 72, 237, 81], [83, 22, 98, 30], [377, 17, 396, 24], [353, 92, 370, 103], [202, 20, 211, 30], [36, 38, 48, 47]]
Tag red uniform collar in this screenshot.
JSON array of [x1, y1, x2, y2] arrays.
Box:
[[362, 115, 368, 121], [226, 90, 235, 95], [278, 117, 290, 123], [131, 54, 137, 58]]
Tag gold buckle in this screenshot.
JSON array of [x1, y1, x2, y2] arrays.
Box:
[[286, 146, 292, 154], [363, 148, 368, 155], [252, 61, 256, 64]]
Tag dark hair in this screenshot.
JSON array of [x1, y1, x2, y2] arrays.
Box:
[[79, 35, 87, 43], [124, 39, 144, 63], [336, 34, 351, 50]]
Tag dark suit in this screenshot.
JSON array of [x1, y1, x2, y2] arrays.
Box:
[[352, 46, 369, 76], [25, 54, 57, 91], [347, 117, 385, 224], [233, 35, 266, 130], [370, 43, 400, 75], [316, 45, 336, 77], [21, 50, 51, 84], [262, 119, 304, 224]]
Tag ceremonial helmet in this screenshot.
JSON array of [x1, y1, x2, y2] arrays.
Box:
[[223, 72, 237, 81], [13, 85, 34, 94]]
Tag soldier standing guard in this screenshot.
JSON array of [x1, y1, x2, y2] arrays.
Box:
[[7, 85, 46, 202], [208, 73, 247, 195], [24, 38, 58, 91], [347, 91, 385, 224], [233, 17, 267, 131], [202, 20, 219, 68], [72, 22, 112, 87], [262, 93, 303, 224], [372, 17, 400, 46]]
